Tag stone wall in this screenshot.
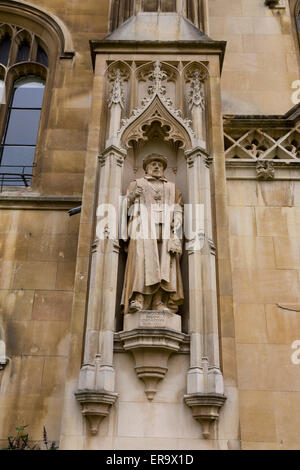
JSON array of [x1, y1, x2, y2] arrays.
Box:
[[0, 0, 299, 450], [0, 0, 110, 444], [209, 0, 299, 114], [228, 179, 300, 449], [0, 208, 79, 443]]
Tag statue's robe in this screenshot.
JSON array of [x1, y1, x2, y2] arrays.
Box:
[[121, 175, 184, 314]]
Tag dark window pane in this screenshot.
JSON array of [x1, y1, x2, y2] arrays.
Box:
[[161, 0, 176, 12], [5, 109, 41, 145], [13, 79, 45, 108], [37, 45, 48, 67], [0, 34, 11, 66], [143, 0, 159, 11], [0, 145, 35, 167], [16, 40, 30, 63]]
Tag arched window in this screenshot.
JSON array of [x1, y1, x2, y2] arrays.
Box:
[[0, 77, 45, 186], [142, 0, 176, 12], [0, 24, 48, 187]]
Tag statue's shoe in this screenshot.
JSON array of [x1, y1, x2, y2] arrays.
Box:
[[152, 303, 173, 314], [129, 301, 143, 313]]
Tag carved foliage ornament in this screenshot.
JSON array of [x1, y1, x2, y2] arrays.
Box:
[[185, 67, 207, 110], [108, 65, 129, 109], [187, 70, 205, 110], [256, 161, 275, 180], [119, 61, 194, 148]]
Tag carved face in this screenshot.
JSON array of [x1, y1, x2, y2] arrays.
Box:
[[146, 160, 165, 178]]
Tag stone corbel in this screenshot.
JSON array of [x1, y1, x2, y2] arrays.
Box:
[[184, 393, 227, 439], [184, 359, 226, 439], [120, 311, 185, 401], [75, 391, 118, 436], [75, 357, 118, 436]]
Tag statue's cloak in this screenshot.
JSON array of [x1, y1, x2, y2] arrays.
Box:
[[121, 177, 184, 314]]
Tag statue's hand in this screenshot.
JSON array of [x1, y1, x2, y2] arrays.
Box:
[[134, 185, 144, 198], [168, 239, 182, 256], [129, 185, 144, 203]]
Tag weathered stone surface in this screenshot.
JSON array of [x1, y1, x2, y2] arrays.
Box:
[[0, 0, 299, 452]]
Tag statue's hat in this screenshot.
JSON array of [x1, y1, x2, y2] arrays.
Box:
[[143, 154, 168, 171]]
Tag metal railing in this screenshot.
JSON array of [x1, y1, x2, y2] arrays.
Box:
[[0, 164, 36, 191]]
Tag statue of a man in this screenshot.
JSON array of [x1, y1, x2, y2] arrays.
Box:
[[121, 154, 184, 315]]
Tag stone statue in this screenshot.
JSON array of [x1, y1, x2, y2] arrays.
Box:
[[121, 154, 184, 315]]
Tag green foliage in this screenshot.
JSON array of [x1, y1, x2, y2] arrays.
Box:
[[1, 425, 58, 451]]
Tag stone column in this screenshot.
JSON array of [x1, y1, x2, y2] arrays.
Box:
[[184, 146, 226, 439], [75, 68, 127, 435], [75, 145, 126, 435]]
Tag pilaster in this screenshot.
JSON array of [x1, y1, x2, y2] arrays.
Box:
[[184, 146, 226, 439]]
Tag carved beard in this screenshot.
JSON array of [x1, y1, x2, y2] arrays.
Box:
[[146, 167, 164, 179]]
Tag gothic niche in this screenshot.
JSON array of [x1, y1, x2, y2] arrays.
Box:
[[109, 61, 191, 400], [113, 61, 194, 335], [76, 59, 225, 438]]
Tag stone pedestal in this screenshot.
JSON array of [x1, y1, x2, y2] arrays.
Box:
[[120, 311, 185, 400]]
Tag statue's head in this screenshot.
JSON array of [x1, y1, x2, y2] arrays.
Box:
[[143, 154, 168, 178]]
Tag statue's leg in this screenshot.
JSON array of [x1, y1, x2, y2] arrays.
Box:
[[167, 296, 179, 314], [129, 292, 145, 313], [152, 289, 172, 313]]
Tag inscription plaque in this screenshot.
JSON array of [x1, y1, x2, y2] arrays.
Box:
[[139, 311, 167, 328]]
